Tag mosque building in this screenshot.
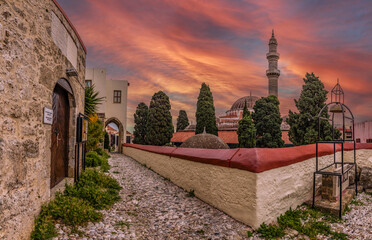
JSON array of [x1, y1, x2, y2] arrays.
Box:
[[217, 30, 280, 129], [172, 30, 291, 147]]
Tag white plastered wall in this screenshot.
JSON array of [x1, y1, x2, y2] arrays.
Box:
[[123, 147, 258, 227], [124, 146, 372, 229]]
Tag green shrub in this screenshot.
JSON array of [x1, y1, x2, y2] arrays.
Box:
[[86, 151, 110, 172], [64, 168, 121, 209], [101, 158, 110, 172], [330, 231, 348, 240], [46, 193, 102, 225], [257, 223, 285, 239], [31, 213, 58, 240], [277, 208, 302, 230], [32, 168, 121, 238], [95, 147, 110, 159], [86, 151, 103, 167], [64, 184, 120, 210], [104, 131, 110, 149], [186, 189, 195, 197], [267, 205, 347, 240], [86, 119, 105, 151], [77, 168, 121, 190]]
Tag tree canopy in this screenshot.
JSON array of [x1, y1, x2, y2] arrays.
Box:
[[133, 102, 148, 145], [84, 85, 104, 117], [176, 110, 189, 132], [237, 101, 256, 148], [287, 72, 339, 145], [86, 114, 105, 151], [253, 95, 284, 148], [146, 91, 174, 146], [195, 83, 218, 136]]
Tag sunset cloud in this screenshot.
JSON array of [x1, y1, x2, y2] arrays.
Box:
[[58, 0, 372, 131]]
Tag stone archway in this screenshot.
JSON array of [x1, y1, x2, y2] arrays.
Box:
[[105, 117, 124, 153]]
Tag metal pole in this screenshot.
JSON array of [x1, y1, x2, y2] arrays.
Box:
[[332, 112, 335, 139], [312, 172, 316, 208], [76, 144, 80, 182], [354, 140, 357, 196], [341, 143, 344, 175], [316, 143, 319, 171], [74, 144, 77, 183], [339, 175, 342, 218], [333, 143, 336, 164]]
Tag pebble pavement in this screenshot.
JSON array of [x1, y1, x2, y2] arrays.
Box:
[[55, 153, 372, 240], [331, 192, 372, 240]]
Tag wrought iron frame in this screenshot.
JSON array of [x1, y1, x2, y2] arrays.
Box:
[[312, 82, 357, 218]]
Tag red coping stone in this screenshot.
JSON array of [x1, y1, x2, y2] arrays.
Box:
[[123, 143, 372, 173], [171, 148, 239, 167], [123, 143, 176, 156], [230, 144, 336, 173]]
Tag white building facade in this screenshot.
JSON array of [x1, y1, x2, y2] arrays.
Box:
[[85, 68, 129, 152]]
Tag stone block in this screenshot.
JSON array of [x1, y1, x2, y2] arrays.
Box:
[[0, 138, 4, 159], [321, 166, 350, 201], [23, 139, 39, 158], [360, 167, 372, 190]]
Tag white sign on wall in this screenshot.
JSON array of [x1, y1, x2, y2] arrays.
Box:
[[43, 107, 53, 125]]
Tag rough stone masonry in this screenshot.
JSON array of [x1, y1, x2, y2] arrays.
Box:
[[0, 0, 86, 239]]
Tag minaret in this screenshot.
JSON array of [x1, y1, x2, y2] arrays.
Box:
[[266, 30, 280, 97]]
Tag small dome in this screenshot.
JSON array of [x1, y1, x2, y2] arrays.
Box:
[[180, 132, 229, 149], [230, 96, 259, 111]]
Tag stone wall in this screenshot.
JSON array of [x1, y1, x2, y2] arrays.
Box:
[[123, 143, 372, 228], [0, 0, 86, 239]]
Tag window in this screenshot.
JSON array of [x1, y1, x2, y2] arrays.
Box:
[[356, 138, 361, 143], [113, 90, 121, 103], [85, 80, 92, 88], [367, 139, 372, 143]]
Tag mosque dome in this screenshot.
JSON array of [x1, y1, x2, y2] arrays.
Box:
[[230, 95, 260, 111], [180, 131, 229, 149]]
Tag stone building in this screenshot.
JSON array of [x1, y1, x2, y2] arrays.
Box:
[[355, 120, 372, 143], [85, 68, 129, 152], [0, 0, 86, 238]]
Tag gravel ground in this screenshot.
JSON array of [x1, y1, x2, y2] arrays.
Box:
[[55, 154, 254, 240], [331, 192, 372, 239], [55, 154, 372, 240]]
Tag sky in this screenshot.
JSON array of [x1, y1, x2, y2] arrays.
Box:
[[58, 0, 372, 132]]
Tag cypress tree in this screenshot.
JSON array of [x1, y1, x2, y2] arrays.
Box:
[[104, 131, 109, 149], [253, 95, 284, 148], [237, 101, 256, 148], [146, 91, 174, 146], [195, 83, 218, 136], [133, 102, 148, 145], [176, 110, 189, 132], [287, 73, 340, 145]]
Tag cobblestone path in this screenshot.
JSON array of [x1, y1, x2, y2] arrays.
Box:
[[56, 153, 253, 239], [56, 154, 372, 240]]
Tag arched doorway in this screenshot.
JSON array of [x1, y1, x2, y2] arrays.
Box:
[[50, 79, 75, 188], [105, 117, 124, 153]]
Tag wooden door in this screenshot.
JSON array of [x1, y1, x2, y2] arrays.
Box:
[[51, 85, 70, 188]]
